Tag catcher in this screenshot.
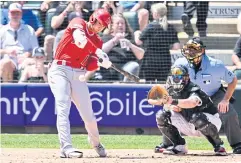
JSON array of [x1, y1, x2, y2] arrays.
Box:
[[147, 65, 227, 155]]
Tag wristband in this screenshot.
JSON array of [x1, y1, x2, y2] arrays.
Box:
[[171, 99, 178, 105]]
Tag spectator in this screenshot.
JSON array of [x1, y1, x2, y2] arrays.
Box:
[[40, 0, 60, 12], [1, 1, 44, 38], [119, 1, 149, 31], [44, 1, 89, 61], [137, 1, 165, 29], [19, 47, 47, 83], [231, 38, 241, 80], [231, 13, 241, 80], [40, 0, 51, 12], [53, 11, 83, 56], [237, 12, 241, 34], [134, 3, 180, 82], [100, 1, 123, 15], [0, 3, 38, 82], [41, 1, 93, 14], [99, 14, 145, 81], [181, 1, 209, 37]]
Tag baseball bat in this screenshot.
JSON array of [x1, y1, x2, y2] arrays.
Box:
[[98, 58, 140, 82], [110, 63, 140, 83], [86, 37, 140, 82]]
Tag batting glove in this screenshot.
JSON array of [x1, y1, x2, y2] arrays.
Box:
[[98, 57, 112, 69], [95, 48, 112, 69]]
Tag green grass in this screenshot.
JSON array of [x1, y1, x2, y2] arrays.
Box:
[[1, 134, 233, 151]]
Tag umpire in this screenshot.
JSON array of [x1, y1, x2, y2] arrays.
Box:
[[174, 37, 241, 154]]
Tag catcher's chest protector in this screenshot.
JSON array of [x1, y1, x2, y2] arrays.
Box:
[[169, 82, 217, 122]]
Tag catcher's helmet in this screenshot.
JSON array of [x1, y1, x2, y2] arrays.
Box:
[[167, 65, 189, 92], [181, 37, 206, 64], [89, 8, 111, 27]]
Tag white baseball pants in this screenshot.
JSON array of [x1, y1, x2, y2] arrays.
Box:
[[170, 111, 222, 137], [48, 63, 100, 152]]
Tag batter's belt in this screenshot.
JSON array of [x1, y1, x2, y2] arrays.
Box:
[[52, 60, 86, 70]]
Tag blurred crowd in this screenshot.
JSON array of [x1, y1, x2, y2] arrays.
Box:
[[0, 1, 240, 83]]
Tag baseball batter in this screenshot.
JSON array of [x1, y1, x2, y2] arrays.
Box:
[[148, 65, 227, 156], [48, 9, 112, 158]]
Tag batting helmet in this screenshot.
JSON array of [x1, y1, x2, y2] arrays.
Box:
[[89, 8, 111, 27], [181, 37, 206, 62]]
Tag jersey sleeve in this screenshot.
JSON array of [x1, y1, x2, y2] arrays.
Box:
[[86, 55, 99, 71], [96, 36, 103, 49], [67, 18, 100, 53], [216, 60, 235, 84], [189, 92, 203, 106], [68, 18, 85, 32]]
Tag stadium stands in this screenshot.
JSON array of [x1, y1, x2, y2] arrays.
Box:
[[0, 1, 241, 83]]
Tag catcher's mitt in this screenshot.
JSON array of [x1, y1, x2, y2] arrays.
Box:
[[147, 84, 169, 106]]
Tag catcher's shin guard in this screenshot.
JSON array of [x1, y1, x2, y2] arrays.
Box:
[[190, 113, 224, 148], [156, 110, 186, 146]]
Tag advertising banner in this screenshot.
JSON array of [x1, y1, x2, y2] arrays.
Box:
[[1, 84, 163, 127]]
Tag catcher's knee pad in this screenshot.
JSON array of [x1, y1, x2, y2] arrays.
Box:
[[190, 113, 210, 131], [190, 113, 223, 147], [156, 110, 171, 127], [160, 124, 186, 145], [156, 110, 185, 145]]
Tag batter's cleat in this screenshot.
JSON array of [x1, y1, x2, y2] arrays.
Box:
[[94, 143, 107, 157], [60, 148, 83, 158], [154, 143, 173, 153], [181, 13, 194, 37], [163, 144, 188, 155], [214, 146, 228, 156]]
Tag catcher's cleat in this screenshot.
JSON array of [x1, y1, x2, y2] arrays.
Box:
[[60, 148, 83, 158], [181, 13, 194, 37], [163, 145, 188, 155], [233, 146, 241, 154], [214, 146, 228, 156], [232, 143, 241, 154], [94, 143, 107, 157], [154, 143, 172, 153]]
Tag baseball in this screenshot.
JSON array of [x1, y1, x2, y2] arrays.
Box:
[[79, 75, 86, 82]]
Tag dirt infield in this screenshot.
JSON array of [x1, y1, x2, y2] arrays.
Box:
[[1, 148, 241, 163]]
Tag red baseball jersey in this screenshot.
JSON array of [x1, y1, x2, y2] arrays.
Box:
[[54, 18, 103, 70]]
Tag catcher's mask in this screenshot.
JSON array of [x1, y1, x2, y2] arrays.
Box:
[[167, 65, 189, 92], [181, 37, 205, 66]]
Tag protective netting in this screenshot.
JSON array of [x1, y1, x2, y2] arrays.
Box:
[[0, 1, 240, 83]]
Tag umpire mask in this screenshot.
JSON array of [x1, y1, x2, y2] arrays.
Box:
[[181, 37, 205, 68], [167, 65, 189, 93]]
